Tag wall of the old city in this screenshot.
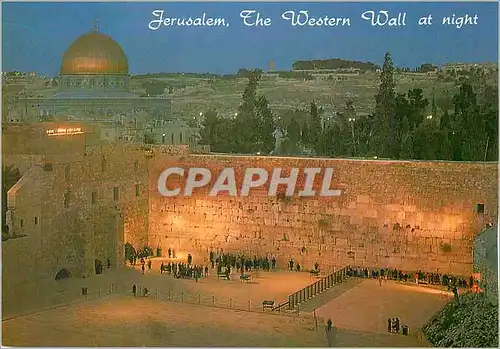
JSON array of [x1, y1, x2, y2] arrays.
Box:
[[149, 155, 498, 276]]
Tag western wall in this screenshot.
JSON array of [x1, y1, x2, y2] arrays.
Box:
[[2, 129, 497, 314], [148, 154, 498, 276]]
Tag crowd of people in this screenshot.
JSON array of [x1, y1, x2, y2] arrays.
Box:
[[129, 247, 474, 296], [160, 260, 209, 281], [209, 251, 278, 274], [346, 266, 473, 289]]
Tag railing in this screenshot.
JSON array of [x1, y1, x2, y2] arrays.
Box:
[[288, 265, 350, 310], [109, 284, 315, 322], [272, 301, 290, 312]]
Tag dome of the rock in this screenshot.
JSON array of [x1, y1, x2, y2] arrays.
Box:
[[60, 31, 129, 75]]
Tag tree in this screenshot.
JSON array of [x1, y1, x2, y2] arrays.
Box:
[[413, 118, 440, 160], [453, 83, 485, 161], [142, 81, 167, 96], [255, 95, 276, 154], [438, 110, 453, 160], [199, 109, 233, 153], [233, 70, 262, 153], [286, 117, 301, 144], [341, 99, 358, 156], [481, 85, 499, 161], [301, 122, 311, 146], [431, 93, 437, 118], [372, 52, 397, 158], [308, 101, 323, 154], [394, 93, 411, 159], [406, 88, 429, 131]]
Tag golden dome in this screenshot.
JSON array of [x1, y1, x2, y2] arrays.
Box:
[[60, 31, 129, 75]]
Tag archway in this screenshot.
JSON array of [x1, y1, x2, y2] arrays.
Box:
[[95, 259, 103, 274], [55, 268, 71, 280]]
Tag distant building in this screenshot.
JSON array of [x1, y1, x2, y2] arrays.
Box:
[[441, 62, 498, 73], [5, 21, 192, 144]]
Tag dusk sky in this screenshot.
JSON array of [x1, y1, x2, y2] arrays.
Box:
[[2, 1, 498, 75]]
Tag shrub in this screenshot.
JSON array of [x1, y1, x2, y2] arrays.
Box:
[[422, 292, 499, 347]]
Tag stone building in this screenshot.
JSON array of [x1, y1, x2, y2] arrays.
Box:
[[5, 22, 192, 145], [473, 226, 498, 304]]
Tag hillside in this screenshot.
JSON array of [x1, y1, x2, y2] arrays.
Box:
[[128, 72, 456, 119]]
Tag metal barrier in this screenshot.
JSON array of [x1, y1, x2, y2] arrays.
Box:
[[288, 266, 349, 310]]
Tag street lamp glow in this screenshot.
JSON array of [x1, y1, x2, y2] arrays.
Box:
[[348, 118, 356, 122], [199, 112, 203, 117], [427, 115, 433, 120]]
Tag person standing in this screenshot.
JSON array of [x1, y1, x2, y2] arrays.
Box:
[[132, 284, 137, 297], [327, 319, 332, 332], [141, 264, 145, 275]]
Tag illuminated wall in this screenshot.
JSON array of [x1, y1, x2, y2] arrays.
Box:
[[149, 154, 498, 276]]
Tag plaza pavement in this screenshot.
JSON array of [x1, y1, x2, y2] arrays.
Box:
[[2, 295, 326, 347], [313, 278, 449, 347], [3, 257, 448, 347]]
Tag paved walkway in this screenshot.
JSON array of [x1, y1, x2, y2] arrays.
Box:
[[3, 262, 314, 320], [3, 295, 327, 347], [314, 279, 448, 347]]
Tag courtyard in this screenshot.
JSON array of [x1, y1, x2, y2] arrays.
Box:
[[2, 295, 325, 347], [315, 278, 450, 347], [2, 259, 450, 347]]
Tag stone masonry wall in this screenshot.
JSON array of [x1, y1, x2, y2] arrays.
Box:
[[2, 143, 150, 287], [149, 155, 498, 276]]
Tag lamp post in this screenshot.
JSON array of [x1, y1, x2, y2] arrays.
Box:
[[162, 133, 166, 144]]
